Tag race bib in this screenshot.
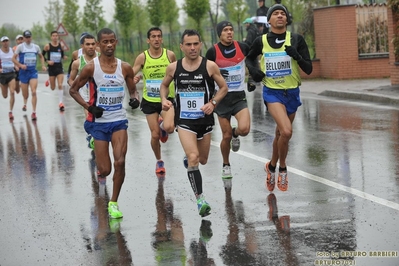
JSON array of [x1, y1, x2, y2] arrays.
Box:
[[1, 61, 14, 73], [24, 53, 36, 67], [97, 86, 124, 111], [145, 79, 161, 98], [223, 65, 243, 90], [50, 52, 62, 63], [179, 92, 205, 119], [264, 52, 292, 78]]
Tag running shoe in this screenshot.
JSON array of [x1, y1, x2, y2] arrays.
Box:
[[22, 105, 27, 111], [9, 112, 14, 120], [197, 195, 211, 217], [230, 127, 240, 152], [199, 220, 213, 243], [45, 79, 49, 87], [108, 201, 123, 219], [277, 170, 288, 191], [183, 156, 188, 169], [264, 162, 276, 192], [86, 134, 92, 149], [31, 112, 37, 121], [59, 102, 65, 111], [222, 165, 232, 179], [155, 160, 165, 174], [89, 137, 95, 150], [158, 117, 168, 143]]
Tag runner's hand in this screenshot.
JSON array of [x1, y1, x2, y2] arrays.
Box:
[[88, 106, 104, 118], [220, 69, 229, 79], [285, 45, 302, 61], [129, 98, 140, 109], [248, 66, 265, 82]]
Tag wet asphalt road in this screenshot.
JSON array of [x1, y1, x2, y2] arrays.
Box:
[[0, 74, 399, 266]]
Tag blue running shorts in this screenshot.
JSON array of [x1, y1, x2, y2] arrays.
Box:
[[263, 86, 302, 115], [84, 119, 128, 142], [19, 69, 38, 84]]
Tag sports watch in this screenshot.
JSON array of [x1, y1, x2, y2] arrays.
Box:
[[211, 99, 217, 107]]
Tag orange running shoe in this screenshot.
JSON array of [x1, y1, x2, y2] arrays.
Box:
[[277, 170, 288, 191], [155, 160, 165, 174], [158, 117, 168, 143], [59, 103, 65, 111], [45, 79, 49, 87], [264, 162, 276, 192]]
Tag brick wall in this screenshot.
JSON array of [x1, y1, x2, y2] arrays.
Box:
[[388, 7, 399, 85], [301, 5, 390, 80]]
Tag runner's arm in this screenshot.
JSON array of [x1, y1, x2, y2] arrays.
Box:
[[132, 52, 144, 84], [160, 62, 176, 111], [69, 62, 94, 109], [207, 60, 228, 104], [68, 59, 79, 86], [122, 62, 139, 100]]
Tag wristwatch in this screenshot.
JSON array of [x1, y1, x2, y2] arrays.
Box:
[[211, 99, 217, 107]]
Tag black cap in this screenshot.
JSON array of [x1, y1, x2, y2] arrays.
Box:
[[216, 21, 233, 37], [267, 4, 289, 22], [23, 30, 32, 37]]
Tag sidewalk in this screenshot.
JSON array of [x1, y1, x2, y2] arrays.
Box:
[[300, 78, 399, 105]]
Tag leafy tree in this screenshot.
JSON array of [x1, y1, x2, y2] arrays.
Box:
[[131, 0, 149, 53], [246, 0, 257, 17], [147, 0, 163, 27], [183, 0, 210, 40], [163, 0, 180, 34], [114, 0, 134, 56], [226, 0, 248, 41], [0, 23, 23, 41], [63, 0, 81, 49], [31, 22, 47, 46], [208, 0, 221, 44], [83, 0, 106, 33], [43, 0, 64, 33]]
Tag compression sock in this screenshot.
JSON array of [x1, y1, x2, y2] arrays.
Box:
[[187, 166, 203, 196]]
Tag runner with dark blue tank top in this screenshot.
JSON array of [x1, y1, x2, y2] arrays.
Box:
[[42, 31, 67, 111], [160, 29, 228, 217]]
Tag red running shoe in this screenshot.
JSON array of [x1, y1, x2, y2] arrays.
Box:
[[59, 102, 65, 111]]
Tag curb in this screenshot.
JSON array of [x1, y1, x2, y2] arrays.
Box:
[[319, 90, 399, 105]]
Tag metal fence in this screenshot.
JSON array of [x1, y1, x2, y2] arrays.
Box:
[[356, 3, 389, 58]]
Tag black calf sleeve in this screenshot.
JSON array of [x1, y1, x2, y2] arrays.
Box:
[[187, 169, 203, 196]]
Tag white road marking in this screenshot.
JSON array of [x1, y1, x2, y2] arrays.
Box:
[[211, 141, 399, 212], [130, 113, 399, 212]]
